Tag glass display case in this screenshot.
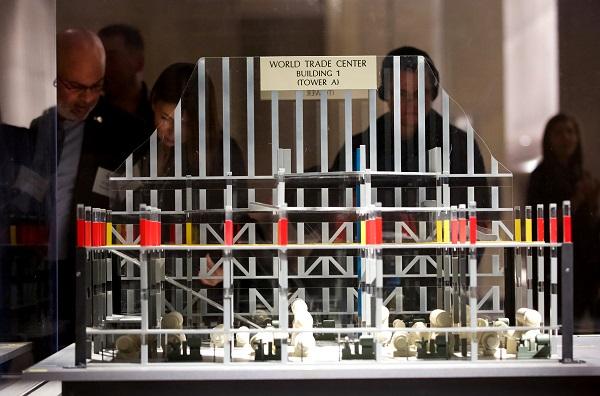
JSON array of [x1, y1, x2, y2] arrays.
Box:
[[72, 55, 575, 366], [0, 0, 57, 370]]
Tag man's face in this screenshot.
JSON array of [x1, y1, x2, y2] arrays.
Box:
[[390, 69, 433, 139], [57, 53, 104, 122], [101, 35, 142, 94]]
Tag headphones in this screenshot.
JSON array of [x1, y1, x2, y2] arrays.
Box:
[[377, 46, 440, 101]]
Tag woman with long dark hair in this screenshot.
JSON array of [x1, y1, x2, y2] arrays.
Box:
[[129, 62, 246, 207], [527, 113, 600, 331]]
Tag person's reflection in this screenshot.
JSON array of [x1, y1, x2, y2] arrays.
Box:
[[332, 46, 489, 207], [134, 63, 246, 192], [131, 63, 251, 294], [149, 63, 196, 178], [145, 63, 273, 323], [527, 113, 600, 332], [26, 29, 149, 348], [99, 24, 154, 132], [328, 47, 489, 317], [0, 113, 49, 361]]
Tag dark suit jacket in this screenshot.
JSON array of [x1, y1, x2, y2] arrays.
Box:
[[28, 98, 150, 323], [331, 110, 489, 210]]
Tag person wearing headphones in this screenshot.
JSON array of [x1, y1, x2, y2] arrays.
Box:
[[332, 46, 487, 205], [330, 47, 489, 313]]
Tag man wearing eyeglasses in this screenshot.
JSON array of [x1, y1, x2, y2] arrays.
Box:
[[55, 30, 105, 122], [27, 29, 149, 348]]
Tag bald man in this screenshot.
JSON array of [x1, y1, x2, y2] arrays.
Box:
[[56, 29, 105, 121], [28, 29, 149, 348]]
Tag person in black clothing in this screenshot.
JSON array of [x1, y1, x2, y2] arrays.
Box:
[[99, 24, 154, 133], [128, 62, 247, 211], [527, 114, 600, 331], [332, 46, 488, 208], [26, 29, 150, 348], [330, 47, 489, 315], [123, 62, 267, 325]]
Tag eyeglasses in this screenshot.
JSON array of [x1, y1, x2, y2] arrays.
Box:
[[54, 77, 104, 95]]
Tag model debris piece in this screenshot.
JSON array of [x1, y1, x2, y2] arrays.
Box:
[[391, 319, 417, 357], [342, 336, 375, 360], [291, 299, 316, 357], [72, 56, 576, 367]]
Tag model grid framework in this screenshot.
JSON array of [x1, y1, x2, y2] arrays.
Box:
[[73, 55, 576, 366]]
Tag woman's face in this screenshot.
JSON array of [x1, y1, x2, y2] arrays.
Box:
[[153, 100, 176, 147], [549, 120, 578, 162]]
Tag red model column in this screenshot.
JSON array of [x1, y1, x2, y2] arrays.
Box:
[[76, 204, 85, 247], [537, 204, 545, 242], [562, 200, 572, 243], [468, 201, 477, 244]]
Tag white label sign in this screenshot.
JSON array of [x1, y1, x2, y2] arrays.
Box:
[[92, 166, 112, 197], [260, 56, 377, 92], [259, 89, 368, 101]]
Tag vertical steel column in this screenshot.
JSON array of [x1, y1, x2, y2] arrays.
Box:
[[526, 250, 533, 308], [197, 61, 208, 319], [247, 57, 255, 205], [358, 145, 367, 323], [140, 249, 149, 365], [223, 57, 233, 218], [537, 250, 545, 328], [436, 252, 443, 308], [222, 58, 231, 177], [295, 90, 305, 275], [150, 132, 158, 207], [271, 90, 279, 249], [125, 155, 134, 314], [551, 247, 558, 335], [468, 249, 478, 361], [320, 90, 329, 244], [368, 88, 377, 204], [344, 89, 353, 215], [222, 245, 233, 364], [442, 91, 450, 175], [504, 248, 516, 325], [466, 123, 475, 203], [373, 205, 384, 361], [537, 205, 546, 329], [514, 207, 523, 309], [105, 220, 113, 317], [247, 57, 257, 280], [393, 55, 402, 210], [467, 123, 474, 175], [393, 56, 401, 173], [550, 202, 559, 336], [459, 251, 468, 356], [560, 244, 574, 362], [276, 170, 288, 362], [362, 179, 373, 326], [174, 102, 183, 311], [186, 182, 193, 326], [198, 58, 207, 243], [75, 247, 88, 367], [271, 91, 279, 177], [344, 91, 354, 275], [417, 56, 426, 204], [452, 253, 460, 324], [368, 89, 377, 171], [223, 184, 234, 363], [443, 252, 452, 313]]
